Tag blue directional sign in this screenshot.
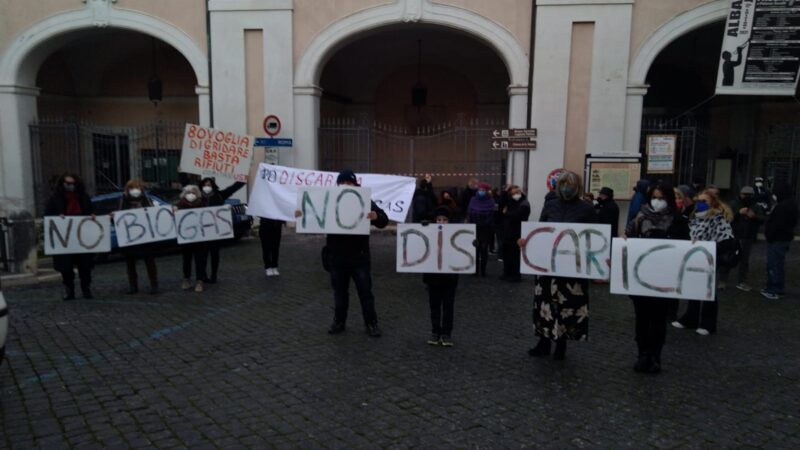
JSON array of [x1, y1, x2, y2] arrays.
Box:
[[255, 137, 293, 147]]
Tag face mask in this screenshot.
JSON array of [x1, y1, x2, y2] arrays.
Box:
[[676, 199, 685, 210], [202, 186, 213, 195], [64, 183, 75, 192], [512, 194, 522, 201], [740, 196, 753, 207], [477, 190, 487, 198], [185, 193, 198, 203], [650, 198, 668, 212], [755, 182, 763, 188], [695, 210, 709, 218], [695, 201, 709, 213], [772, 194, 778, 202], [128, 188, 142, 198], [559, 186, 577, 200]]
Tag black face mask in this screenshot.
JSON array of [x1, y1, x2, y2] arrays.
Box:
[[740, 196, 753, 207]]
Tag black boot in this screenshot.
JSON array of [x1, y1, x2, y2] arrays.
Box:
[[126, 283, 138, 295], [82, 286, 93, 300], [553, 339, 567, 361], [63, 284, 75, 301], [528, 338, 551, 357]]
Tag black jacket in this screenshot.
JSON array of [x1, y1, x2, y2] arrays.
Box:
[[595, 198, 620, 237], [730, 198, 764, 240], [765, 185, 798, 243], [411, 183, 437, 223], [539, 197, 596, 224], [45, 192, 93, 217], [205, 182, 246, 207], [503, 197, 531, 241], [625, 206, 690, 241], [326, 201, 389, 266], [458, 187, 477, 211]]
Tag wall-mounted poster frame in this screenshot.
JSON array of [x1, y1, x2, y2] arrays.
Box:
[[584, 154, 641, 201], [646, 134, 677, 174]]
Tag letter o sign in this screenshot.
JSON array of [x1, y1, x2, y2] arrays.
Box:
[[263, 115, 281, 137]]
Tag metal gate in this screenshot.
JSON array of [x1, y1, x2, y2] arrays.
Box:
[[29, 120, 186, 215], [640, 115, 708, 186], [319, 117, 508, 189]]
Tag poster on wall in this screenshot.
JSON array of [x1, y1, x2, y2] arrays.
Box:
[[179, 124, 255, 182], [588, 162, 641, 201], [716, 0, 800, 96], [646, 135, 676, 174]]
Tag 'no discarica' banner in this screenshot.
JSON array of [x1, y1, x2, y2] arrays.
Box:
[[247, 163, 416, 223]]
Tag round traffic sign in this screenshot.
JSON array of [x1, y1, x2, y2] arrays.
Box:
[[263, 115, 281, 137]]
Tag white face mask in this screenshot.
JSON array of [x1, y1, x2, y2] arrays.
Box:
[[772, 194, 778, 202], [695, 210, 708, 218], [202, 186, 213, 195], [185, 193, 198, 203], [650, 198, 668, 212], [128, 188, 142, 198], [755, 182, 763, 188], [512, 194, 522, 201]]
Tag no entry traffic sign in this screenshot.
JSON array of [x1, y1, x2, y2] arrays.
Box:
[[263, 115, 281, 137]]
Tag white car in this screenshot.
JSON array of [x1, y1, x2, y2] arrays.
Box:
[[0, 282, 6, 365]]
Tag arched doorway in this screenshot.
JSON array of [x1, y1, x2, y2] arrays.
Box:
[[317, 25, 511, 189]]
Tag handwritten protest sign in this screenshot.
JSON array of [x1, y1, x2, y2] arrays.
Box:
[[44, 216, 112, 255], [296, 187, 372, 235], [520, 222, 612, 280], [396, 224, 476, 274], [113, 206, 177, 248], [247, 163, 414, 223], [610, 238, 716, 301], [180, 124, 254, 182], [174, 205, 234, 244]]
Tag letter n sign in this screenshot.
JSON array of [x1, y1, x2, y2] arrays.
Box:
[[295, 186, 372, 235]]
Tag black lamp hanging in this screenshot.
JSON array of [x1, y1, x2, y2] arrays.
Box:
[[411, 39, 427, 108], [148, 38, 163, 105]]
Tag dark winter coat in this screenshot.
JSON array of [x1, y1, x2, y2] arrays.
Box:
[[595, 197, 620, 237], [730, 198, 765, 241], [458, 187, 477, 211], [503, 197, 531, 241], [627, 180, 650, 224], [326, 201, 389, 266], [539, 196, 596, 225], [45, 191, 95, 273], [625, 205, 690, 240], [765, 184, 798, 243], [204, 181, 246, 207], [411, 182, 437, 223]]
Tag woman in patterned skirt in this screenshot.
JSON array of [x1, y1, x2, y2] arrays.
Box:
[[518, 171, 596, 360]]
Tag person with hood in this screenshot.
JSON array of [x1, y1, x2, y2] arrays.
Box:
[[676, 185, 696, 219], [625, 182, 690, 374], [458, 178, 479, 212], [595, 187, 620, 238], [673, 189, 734, 335], [761, 183, 798, 300], [519, 171, 596, 361], [176, 185, 208, 293], [423, 206, 461, 347], [411, 174, 437, 223], [500, 185, 530, 282], [45, 174, 95, 300], [723, 186, 765, 292], [753, 176, 772, 213], [467, 182, 496, 276], [438, 189, 463, 224], [117, 179, 159, 295], [297, 170, 389, 337], [200, 177, 246, 283], [627, 179, 650, 224]]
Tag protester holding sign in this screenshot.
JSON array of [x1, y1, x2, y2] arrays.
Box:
[[176, 185, 209, 293], [520, 171, 596, 361], [624, 182, 690, 374], [118, 179, 159, 295], [673, 190, 734, 335], [467, 183, 496, 276], [500, 186, 530, 282], [438, 190, 463, 224], [298, 170, 389, 337], [422, 207, 463, 347], [200, 177, 245, 283], [45, 174, 96, 300]]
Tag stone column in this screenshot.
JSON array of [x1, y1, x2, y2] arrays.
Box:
[[293, 85, 322, 169]]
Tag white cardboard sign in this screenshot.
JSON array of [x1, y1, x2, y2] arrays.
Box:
[[44, 216, 112, 255], [396, 224, 476, 273], [296, 187, 372, 235], [113, 206, 177, 248], [520, 222, 612, 280], [610, 237, 717, 301], [179, 124, 254, 182], [174, 205, 234, 244], [247, 163, 414, 223]]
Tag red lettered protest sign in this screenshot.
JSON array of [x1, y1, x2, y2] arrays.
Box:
[[180, 124, 254, 182]]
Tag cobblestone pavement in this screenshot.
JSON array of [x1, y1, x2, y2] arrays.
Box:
[[1, 232, 799, 448]]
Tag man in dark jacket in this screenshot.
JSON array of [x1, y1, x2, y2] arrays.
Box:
[[595, 187, 620, 237], [761, 183, 798, 299], [321, 170, 389, 336], [500, 186, 530, 281], [753, 176, 772, 213], [627, 179, 650, 224], [457, 178, 479, 213], [411, 175, 437, 223], [727, 186, 765, 292]]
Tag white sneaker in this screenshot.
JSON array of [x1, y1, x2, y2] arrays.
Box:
[[272, 268, 280, 276], [671, 321, 685, 329], [265, 268, 272, 277], [696, 328, 710, 336], [736, 283, 752, 292]]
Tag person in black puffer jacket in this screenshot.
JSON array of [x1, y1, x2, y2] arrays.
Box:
[[411, 175, 437, 223], [500, 185, 530, 282], [200, 177, 246, 283], [761, 183, 798, 299], [520, 171, 596, 361], [721, 186, 765, 292]]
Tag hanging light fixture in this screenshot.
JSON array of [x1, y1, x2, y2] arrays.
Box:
[[411, 39, 427, 108], [148, 38, 163, 105]]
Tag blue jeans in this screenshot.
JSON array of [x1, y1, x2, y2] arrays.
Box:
[[766, 241, 791, 295], [330, 263, 378, 326]]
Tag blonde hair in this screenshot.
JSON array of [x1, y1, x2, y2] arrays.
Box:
[[124, 179, 145, 192], [698, 188, 733, 221], [556, 171, 584, 200]]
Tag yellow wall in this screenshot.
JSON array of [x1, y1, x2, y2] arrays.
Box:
[[630, 0, 715, 65]]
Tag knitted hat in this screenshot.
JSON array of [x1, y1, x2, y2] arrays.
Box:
[[336, 169, 359, 186], [740, 186, 755, 195], [599, 187, 614, 197], [433, 206, 451, 220], [478, 182, 491, 191]]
